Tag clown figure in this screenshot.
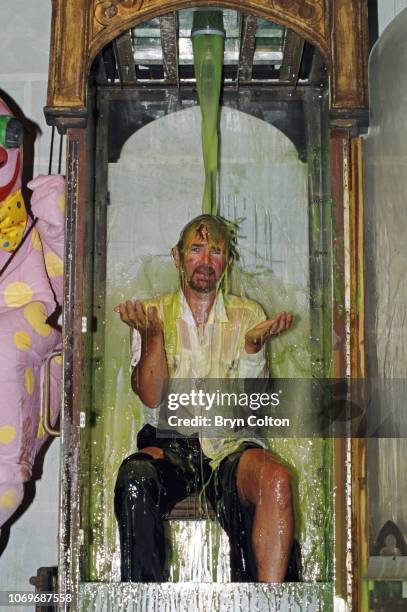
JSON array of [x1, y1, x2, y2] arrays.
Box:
[[0, 97, 65, 528]]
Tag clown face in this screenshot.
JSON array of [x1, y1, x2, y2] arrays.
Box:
[[0, 99, 22, 201]]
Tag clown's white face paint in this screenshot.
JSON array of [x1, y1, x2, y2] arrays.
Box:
[[0, 99, 22, 198]]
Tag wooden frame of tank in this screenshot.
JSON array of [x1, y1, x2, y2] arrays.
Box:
[[45, 1, 370, 610]]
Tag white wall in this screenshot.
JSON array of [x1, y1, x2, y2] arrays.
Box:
[[363, 4, 407, 551], [378, 0, 407, 34], [0, 0, 62, 176], [0, 0, 60, 600]]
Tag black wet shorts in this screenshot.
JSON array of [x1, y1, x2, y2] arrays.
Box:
[[115, 424, 301, 582]]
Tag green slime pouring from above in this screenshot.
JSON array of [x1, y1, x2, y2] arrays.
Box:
[[192, 10, 225, 215]]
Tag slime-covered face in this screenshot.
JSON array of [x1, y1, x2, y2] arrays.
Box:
[[180, 223, 227, 293], [0, 99, 22, 201]]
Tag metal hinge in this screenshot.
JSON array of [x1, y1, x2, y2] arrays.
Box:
[[81, 316, 87, 333], [78, 529, 84, 545], [80, 412, 86, 428]]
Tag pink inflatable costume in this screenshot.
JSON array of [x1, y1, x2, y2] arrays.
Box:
[[0, 97, 64, 527]]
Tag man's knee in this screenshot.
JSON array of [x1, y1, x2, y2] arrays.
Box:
[[238, 449, 292, 507], [114, 454, 159, 511], [259, 461, 292, 508]]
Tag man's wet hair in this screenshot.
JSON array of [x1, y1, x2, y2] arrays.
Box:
[[176, 214, 239, 267]]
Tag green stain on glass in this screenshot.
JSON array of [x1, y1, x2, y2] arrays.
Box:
[[332, 246, 344, 318], [192, 11, 225, 214], [328, 196, 344, 318], [310, 147, 321, 176], [312, 199, 320, 238]]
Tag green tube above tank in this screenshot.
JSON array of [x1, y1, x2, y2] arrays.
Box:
[[192, 10, 225, 215]]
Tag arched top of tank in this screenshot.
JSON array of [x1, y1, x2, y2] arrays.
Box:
[[92, 7, 325, 95], [90, 1, 329, 67], [105, 94, 310, 165]]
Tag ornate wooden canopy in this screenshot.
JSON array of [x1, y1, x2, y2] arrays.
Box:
[[45, 0, 368, 127]]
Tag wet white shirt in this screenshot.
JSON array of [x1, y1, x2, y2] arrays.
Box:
[[130, 289, 268, 467]]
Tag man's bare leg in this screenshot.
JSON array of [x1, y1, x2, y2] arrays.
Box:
[[236, 448, 293, 582]]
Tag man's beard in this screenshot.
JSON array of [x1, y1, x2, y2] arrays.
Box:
[[186, 265, 218, 293]]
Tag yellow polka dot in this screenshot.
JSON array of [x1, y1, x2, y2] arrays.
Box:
[[25, 367, 34, 395], [58, 194, 65, 211], [0, 425, 17, 444], [36, 419, 45, 439], [31, 228, 42, 251], [4, 282, 33, 307], [13, 330, 31, 351], [0, 489, 18, 509], [44, 252, 63, 278], [55, 355, 62, 364], [23, 302, 51, 337]]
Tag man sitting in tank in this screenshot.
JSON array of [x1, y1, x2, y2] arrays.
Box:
[[114, 214, 300, 583]]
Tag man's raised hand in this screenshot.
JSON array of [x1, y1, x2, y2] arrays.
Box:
[[114, 300, 163, 337], [245, 311, 294, 353]]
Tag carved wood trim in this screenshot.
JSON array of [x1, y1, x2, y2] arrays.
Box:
[[90, 0, 328, 64], [330, 131, 368, 608], [47, 0, 89, 108], [46, 0, 369, 125], [349, 138, 368, 612], [349, 138, 365, 380], [331, 0, 369, 109]]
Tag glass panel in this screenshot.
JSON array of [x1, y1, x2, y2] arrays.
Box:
[[369, 581, 407, 612], [80, 9, 333, 600], [254, 17, 285, 65], [80, 85, 333, 586], [131, 10, 284, 68], [132, 17, 163, 65], [132, 10, 243, 66], [367, 440, 407, 554]]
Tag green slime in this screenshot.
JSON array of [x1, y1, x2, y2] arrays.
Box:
[[192, 30, 224, 214]]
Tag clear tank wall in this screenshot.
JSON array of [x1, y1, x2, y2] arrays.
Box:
[[84, 103, 333, 586]]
